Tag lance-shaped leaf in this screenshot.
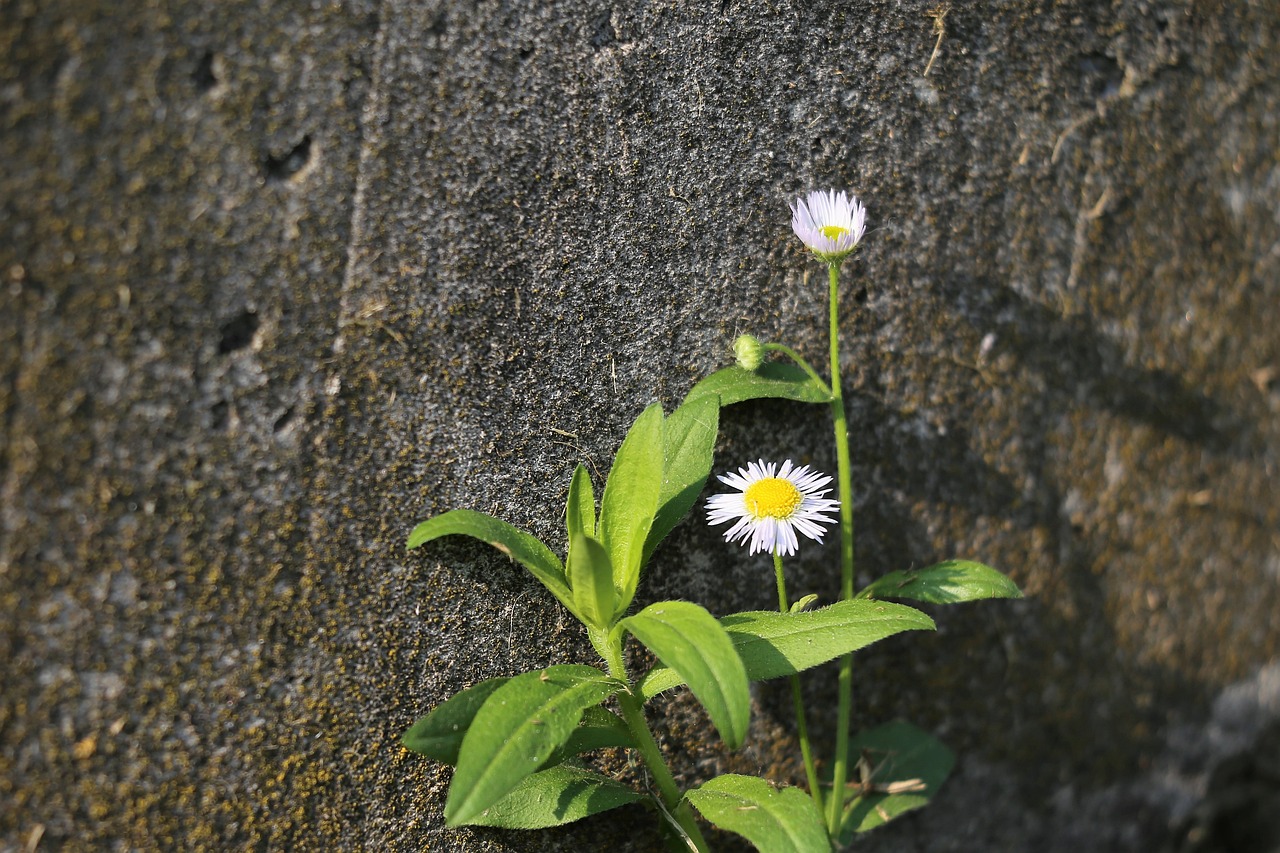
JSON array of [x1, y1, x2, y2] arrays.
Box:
[[402, 680, 632, 769], [685, 363, 832, 407], [407, 509, 579, 619], [467, 764, 644, 830], [543, 706, 634, 767], [402, 677, 509, 764], [599, 403, 664, 612], [857, 560, 1023, 604], [837, 720, 955, 841], [568, 533, 616, 630], [619, 601, 750, 749], [638, 600, 935, 701], [687, 774, 831, 853], [642, 395, 719, 565], [445, 665, 620, 826], [566, 463, 596, 541]]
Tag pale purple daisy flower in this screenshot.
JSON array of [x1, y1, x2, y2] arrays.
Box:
[[790, 190, 867, 263], [706, 460, 840, 557]]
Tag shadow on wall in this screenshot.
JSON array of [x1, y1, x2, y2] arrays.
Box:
[[648, 278, 1266, 829]]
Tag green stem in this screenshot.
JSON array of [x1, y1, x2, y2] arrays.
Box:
[[826, 261, 857, 836], [762, 343, 833, 396], [773, 552, 825, 820], [603, 635, 711, 852]]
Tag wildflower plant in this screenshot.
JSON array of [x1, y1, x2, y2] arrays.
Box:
[[400, 191, 1022, 851]]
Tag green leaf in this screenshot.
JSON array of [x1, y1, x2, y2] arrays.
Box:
[[566, 463, 596, 541], [857, 560, 1023, 604], [599, 403, 664, 613], [619, 601, 750, 749], [568, 533, 616, 630], [467, 764, 644, 829], [642, 395, 720, 565], [543, 706, 635, 767], [837, 721, 955, 840], [686, 363, 833, 407], [406, 509, 578, 618], [686, 775, 830, 853], [401, 677, 508, 764], [445, 665, 621, 826], [638, 600, 935, 702], [790, 594, 819, 613]]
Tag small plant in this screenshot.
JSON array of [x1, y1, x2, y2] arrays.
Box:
[[400, 190, 1022, 851]]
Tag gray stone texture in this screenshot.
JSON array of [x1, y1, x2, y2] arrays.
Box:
[[2, 0, 1278, 850]]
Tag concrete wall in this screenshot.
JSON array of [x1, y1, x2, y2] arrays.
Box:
[[3, 0, 1278, 849]]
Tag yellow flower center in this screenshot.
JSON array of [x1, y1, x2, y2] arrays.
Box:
[[820, 224, 849, 242], [744, 477, 803, 520]]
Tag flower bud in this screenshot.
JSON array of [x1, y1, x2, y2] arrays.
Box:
[[734, 335, 765, 371]]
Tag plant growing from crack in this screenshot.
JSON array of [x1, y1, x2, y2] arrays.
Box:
[[400, 191, 1022, 851]]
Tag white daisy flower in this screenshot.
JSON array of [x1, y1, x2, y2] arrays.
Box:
[[790, 190, 867, 263], [706, 460, 840, 557]]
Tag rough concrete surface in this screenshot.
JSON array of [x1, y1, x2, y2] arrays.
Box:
[[2, 0, 1278, 850]]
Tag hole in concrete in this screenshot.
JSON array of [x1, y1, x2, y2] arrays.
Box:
[[1077, 53, 1122, 100], [218, 308, 258, 354], [589, 12, 617, 48], [263, 135, 312, 182], [193, 50, 217, 92], [272, 405, 296, 433]]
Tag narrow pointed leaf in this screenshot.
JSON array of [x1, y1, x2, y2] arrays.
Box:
[[407, 509, 577, 616], [568, 533, 615, 630], [638, 600, 935, 702], [837, 721, 955, 840], [687, 774, 830, 853], [686, 363, 833, 407], [402, 677, 508, 764], [643, 395, 720, 564], [468, 765, 644, 829], [543, 706, 635, 767], [566, 463, 596, 540], [620, 601, 750, 749], [599, 403, 664, 608], [857, 560, 1023, 604], [445, 665, 620, 826]]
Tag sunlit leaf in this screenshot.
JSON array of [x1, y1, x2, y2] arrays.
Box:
[[857, 560, 1022, 604], [599, 403, 664, 613], [445, 665, 620, 826], [468, 765, 644, 829], [687, 774, 830, 852], [638, 600, 935, 701], [620, 601, 750, 749], [568, 533, 616, 630], [401, 677, 508, 764], [407, 509, 578, 618], [686, 363, 832, 407], [566, 463, 596, 543], [643, 395, 719, 564]]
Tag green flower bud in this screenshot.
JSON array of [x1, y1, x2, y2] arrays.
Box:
[[734, 334, 765, 371]]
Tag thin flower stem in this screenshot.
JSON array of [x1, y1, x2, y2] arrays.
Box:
[[773, 552, 826, 820], [603, 639, 711, 853], [762, 343, 833, 396], [825, 260, 857, 836], [773, 551, 789, 613]]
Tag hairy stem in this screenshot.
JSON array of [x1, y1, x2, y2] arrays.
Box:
[[773, 552, 825, 820], [762, 342, 833, 396], [826, 261, 857, 835], [603, 637, 711, 852]]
